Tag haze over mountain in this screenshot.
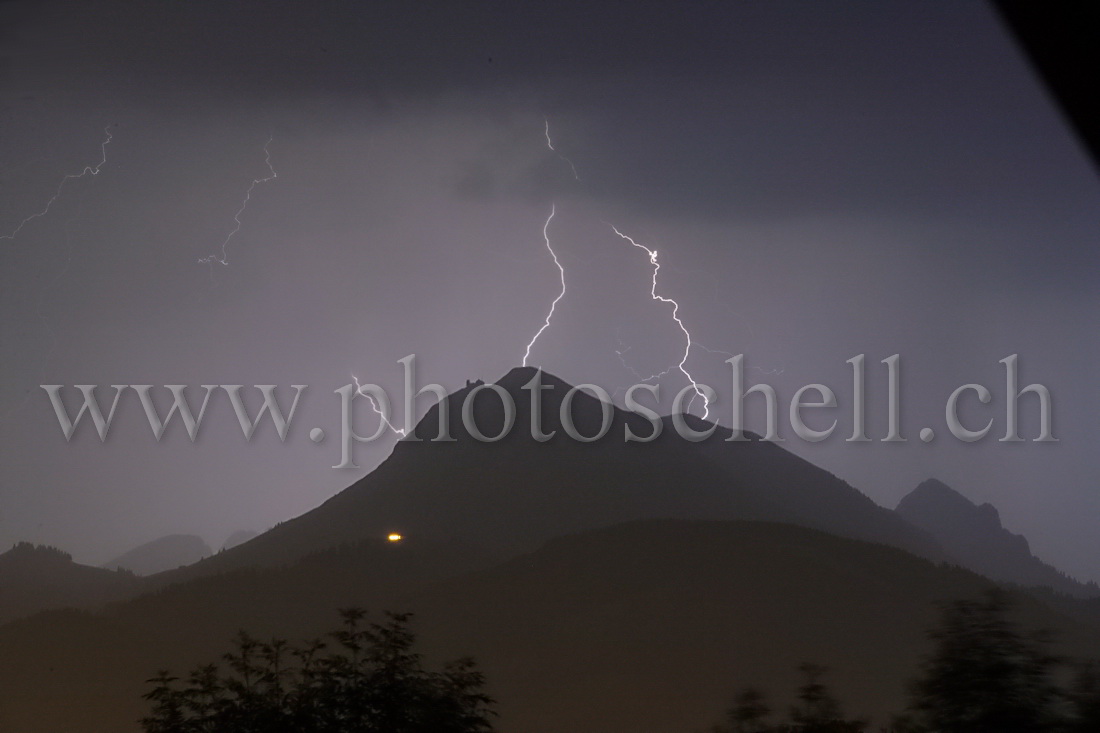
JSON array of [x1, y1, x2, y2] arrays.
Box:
[[897, 478, 1099, 598], [220, 529, 258, 551], [103, 534, 212, 576]]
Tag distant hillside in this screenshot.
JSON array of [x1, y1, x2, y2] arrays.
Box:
[[897, 479, 1098, 597], [150, 366, 943, 587], [221, 529, 258, 551], [0, 521, 1095, 733], [0, 543, 140, 625], [103, 534, 212, 576]]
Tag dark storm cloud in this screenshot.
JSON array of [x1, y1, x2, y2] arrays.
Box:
[[7, 1, 790, 94], [8, 1, 1093, 230]]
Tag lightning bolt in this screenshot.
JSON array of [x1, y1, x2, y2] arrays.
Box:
[[695, 342, 786, 376], [198, 134, 277, 266], [521, 204, 564, 367], [544, 119, 579, 181], [611, 225, 710, 419], [614, 328, 677, 383], [350, 137, 565, 431], [340, 119, 759, 428], [352, 375, 407, 438], [2, 127, 113, 241]]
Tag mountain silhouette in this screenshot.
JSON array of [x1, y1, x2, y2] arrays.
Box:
[[150, 366, 943, 586], [5, 370, 1091, 626], [103, 534, 212, 576], [897, 478, 1098, 597], [0, 542, 139, 625]]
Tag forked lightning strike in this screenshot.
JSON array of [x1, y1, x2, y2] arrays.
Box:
[[611, 226, 711, 419], [521, 204, 564, 367], [346, 120, 741, 429], [2, 127, 113, 241], [198, 135, 277, 266]]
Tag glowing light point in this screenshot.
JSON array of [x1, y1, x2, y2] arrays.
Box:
[[387, 533, 403, 542]]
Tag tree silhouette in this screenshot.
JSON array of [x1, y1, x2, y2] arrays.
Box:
[[142, 671, 186, 733], [903, 589, 1062, 733], [709, 591, 1100, 733], [1066, 661, 1100, 732], [140, 608, 495, 732], [723, 686, 771, 732], [788, 664, 865, 732], [712, 665, 865, 733]]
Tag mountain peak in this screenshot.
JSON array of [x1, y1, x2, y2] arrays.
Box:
[[897, 479, 1093, 596], [168, 367, 944, 585], [899, 479, 1005, 529], [411, 365, 628, 443], [490, 365, 588, 400], [904, 477, 965, 502], [495, 365, 542, 389]]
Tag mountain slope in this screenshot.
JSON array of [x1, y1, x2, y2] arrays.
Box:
[[407, 520, 1100, 732], [897, 479, 1098, 597], [152, 366, 942, 586], [0, 543, 140, 625], [0, 520, 1094, 733]]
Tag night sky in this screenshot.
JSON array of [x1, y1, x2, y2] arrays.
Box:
[[2, 1, 1097, 582]]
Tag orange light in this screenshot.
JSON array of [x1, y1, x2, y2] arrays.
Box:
[[387, 533, 403, 542]]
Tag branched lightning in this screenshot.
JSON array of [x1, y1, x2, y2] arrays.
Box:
[[611, 225, 710, 419], [2, 127, 113, 241], [521, 204, 564, 367], [695, 342, 786, 375], [614, 329, 676, 383], [544, 119, 579, 181], [198, 135, 277, 266], [352, 375, 407, 437]]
